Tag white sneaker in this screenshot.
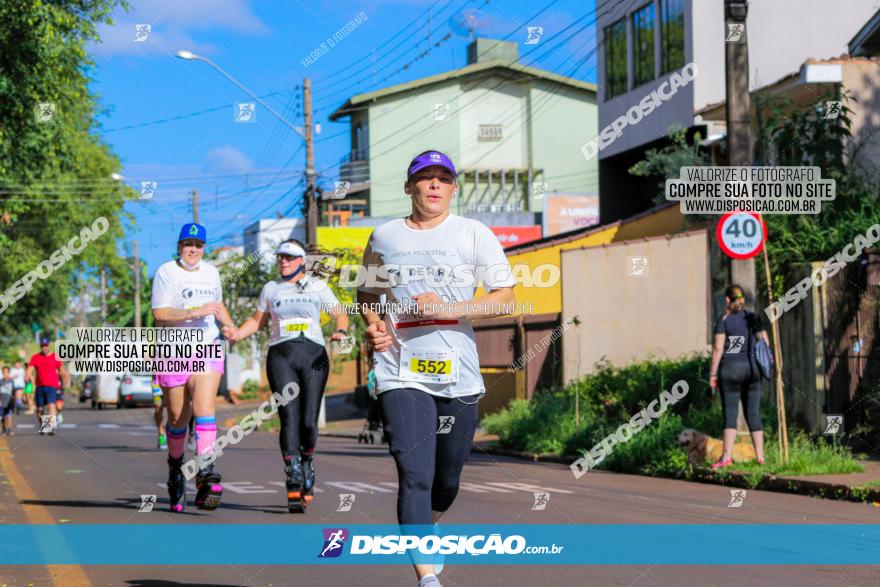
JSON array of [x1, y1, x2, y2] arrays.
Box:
[[432, 523, 444, 575], [56, 413, 63, 426]]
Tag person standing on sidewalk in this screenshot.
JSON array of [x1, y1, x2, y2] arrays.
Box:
[[27, 338, 68, 435], [358, 150, 516, 587], [10, 361, 26, 414], [709, 284, 769, 468], [0, 366, 15, 435]]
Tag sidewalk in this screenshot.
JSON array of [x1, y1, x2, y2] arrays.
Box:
[[318, 420, 880, 503]]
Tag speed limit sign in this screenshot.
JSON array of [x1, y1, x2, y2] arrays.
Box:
[[716, 212, 767, 259]]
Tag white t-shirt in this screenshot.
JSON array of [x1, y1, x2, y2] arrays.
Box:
[[257, 276, 340, 347], [359, 214, 516, 398], [10, 367, 25, 388], [151, 260, 223, 341]]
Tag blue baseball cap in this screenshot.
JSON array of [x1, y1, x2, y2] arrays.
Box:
[[407, 150, 457, 178], [178, 223, 206, 243]]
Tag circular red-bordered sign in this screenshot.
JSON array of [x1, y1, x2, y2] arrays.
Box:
[[716, 212, 767, 259]]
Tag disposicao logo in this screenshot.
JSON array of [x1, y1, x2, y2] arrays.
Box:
[[319, 528, 348, 558]]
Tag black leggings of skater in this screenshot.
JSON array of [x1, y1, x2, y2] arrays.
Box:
[[266, 338, 330, 456]]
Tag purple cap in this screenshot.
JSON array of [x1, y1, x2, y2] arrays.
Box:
[[407, 151, 457, 178]]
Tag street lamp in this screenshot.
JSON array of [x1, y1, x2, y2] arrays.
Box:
[[174, 49, 318, 246], [174, 50, 305, 140]]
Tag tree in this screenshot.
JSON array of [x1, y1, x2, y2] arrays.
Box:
[[0, 0, 134, 338], [755, 92, 880, 289]]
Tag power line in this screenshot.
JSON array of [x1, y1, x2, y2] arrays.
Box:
[[102, 91, 292, 133]]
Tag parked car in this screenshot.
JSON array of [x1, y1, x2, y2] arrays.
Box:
[[117, 374, 153, 408], [80, 375, 97, 402]]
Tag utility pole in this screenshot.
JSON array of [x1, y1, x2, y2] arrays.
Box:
[[134, 240, 141, 328], [100, 268, 107, 324], [304, 77, 317, 247], [192, 189, 199, 223], [724, 0, 756, 305], [724, 0, 759, 441], [79, 272, 86, 328]]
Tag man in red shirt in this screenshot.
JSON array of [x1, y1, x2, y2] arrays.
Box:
[[27, 338, 68, 435]]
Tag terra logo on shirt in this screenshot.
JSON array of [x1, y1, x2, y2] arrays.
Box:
[[182, 287, 217, 298]]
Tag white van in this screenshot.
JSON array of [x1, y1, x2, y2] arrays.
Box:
[[91, 372, 123, 410]]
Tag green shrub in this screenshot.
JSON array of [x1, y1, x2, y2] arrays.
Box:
[[482, 354, 861, 479], [239, 379, 260, 399]]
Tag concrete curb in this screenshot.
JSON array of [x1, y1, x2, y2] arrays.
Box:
[[469, 442, 880, 504]]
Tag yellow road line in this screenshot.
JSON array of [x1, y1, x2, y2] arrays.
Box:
[[0, 435, 92, 586]]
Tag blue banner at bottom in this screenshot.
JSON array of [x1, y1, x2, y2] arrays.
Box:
[[1, 524, 878, 565]]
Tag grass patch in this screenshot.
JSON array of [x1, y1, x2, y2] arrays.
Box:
[[482, 355, 863, 483]]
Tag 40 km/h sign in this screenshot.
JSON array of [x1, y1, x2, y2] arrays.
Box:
[[716, 212, 767, 259]]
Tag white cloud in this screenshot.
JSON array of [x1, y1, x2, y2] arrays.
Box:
[[92, 0, 266, 57], [203, 145, 253, 175]]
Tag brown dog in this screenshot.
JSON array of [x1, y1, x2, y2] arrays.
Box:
[[678, 428, 756, 465]]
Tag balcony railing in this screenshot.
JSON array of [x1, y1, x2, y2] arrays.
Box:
[[456, 168, 544, 214]]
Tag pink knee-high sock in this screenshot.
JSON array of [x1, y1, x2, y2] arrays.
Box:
[[167, 426, 188, 459], [194, 416, 217, 457]]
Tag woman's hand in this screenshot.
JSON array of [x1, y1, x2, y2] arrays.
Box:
[[413, 292, 460, 320], [710, 374, 718, 390], [222, 325, 239, 342], [190, 302, 221, 319], [366, 320, 392, 352]]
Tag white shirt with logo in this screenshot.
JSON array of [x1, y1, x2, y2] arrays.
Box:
[[258, 277, 340, 347], [360, 214, 516, 399], [151, 260, 223, 341], [10, 367, 25, 389]]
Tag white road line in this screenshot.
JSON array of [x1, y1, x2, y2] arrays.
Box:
[[16, 424, 35, 429], [223, 482, 276, 494], [325, 481, 394, 493], [459, 482, 513, 493], [485, 482, 575, 494], [268, 481, 324, 493], [98, 424, 120, 429]]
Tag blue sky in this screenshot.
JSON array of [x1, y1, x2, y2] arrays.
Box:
[[90, 0, 597, 274]]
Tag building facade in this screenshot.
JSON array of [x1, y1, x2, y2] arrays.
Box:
[[596, 0, 879, 222], [330, 38, 599, 235]]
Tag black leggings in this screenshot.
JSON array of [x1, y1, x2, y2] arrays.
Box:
[[379, 388, 480, 525], [266, 339, 330, 457], [719, 360, 763, 432]]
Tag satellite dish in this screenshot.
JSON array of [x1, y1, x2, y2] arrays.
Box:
[[447, 9, 484, 41]]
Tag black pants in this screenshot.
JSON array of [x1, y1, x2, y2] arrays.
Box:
[[718, 360, 763, 432], [266, 339, 330, 457], [379, 388, 480, 525]]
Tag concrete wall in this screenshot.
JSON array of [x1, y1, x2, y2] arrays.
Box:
[[843, 59, 880, 181], [529, 79, 600, 207], [485, 203, 686, 315], [560, 230, 710, 382]]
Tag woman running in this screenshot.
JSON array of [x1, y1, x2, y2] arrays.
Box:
[[151, 222, 234, 512], [358, 150, 516, 587], [224, 239, 349, 513]]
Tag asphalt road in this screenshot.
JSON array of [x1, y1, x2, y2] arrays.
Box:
[[0, 403, 877, 587]]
